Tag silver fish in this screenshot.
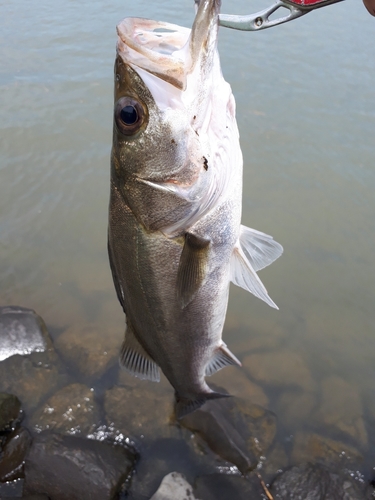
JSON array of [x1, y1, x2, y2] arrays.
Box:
[[108, 0, 283, 418]]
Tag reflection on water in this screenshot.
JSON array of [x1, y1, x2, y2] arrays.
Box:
[[1, 0, 375, 490]]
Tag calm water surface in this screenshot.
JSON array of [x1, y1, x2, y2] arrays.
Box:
[[1, 0, 375, 485]]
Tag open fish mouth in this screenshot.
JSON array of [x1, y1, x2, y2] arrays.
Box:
[[116, 0, 221, 90]]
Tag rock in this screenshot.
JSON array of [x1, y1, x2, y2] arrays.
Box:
[[29, 384, 100, 437], [104, 382, 175, 441], [313, 375, 367, 447], [1, 497, 50, 500], [0, 477, 24, 497], [149, 472, 197, 500], [242, 350, 316, 392], [0, 306, 52, 362], [209, 367, 269, 407], [0, 393, 22, 432], [260, 442, 289, 483], [181, 400, 257, 474], [194, 473, 264, 500], [276, 390, 317, 430], [125, 438, 206, 500], [0, 353, 60, 414], [227, 318, 286, 356], [0, 309, 60, 413], [24, 431, 136, 500], [270, 463, 366, 499], [291, 432, 363, 468], [0, 427, 32, 481], [180, 395, 277, 474], [54, 323, 123, 382]]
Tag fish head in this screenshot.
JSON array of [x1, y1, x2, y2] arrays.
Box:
[[112, 0, 237, 234]]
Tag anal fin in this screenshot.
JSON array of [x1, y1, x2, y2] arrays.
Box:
[[176, 232, 210, 308], [205, 343, 242, 377], [120, 321, 160, 382]]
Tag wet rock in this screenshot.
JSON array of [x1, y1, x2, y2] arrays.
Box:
[[0, 306, 52, 362], [276, 389, 317, 430], [104, 382, 175, 440], [229, 319, 286, 356], [180, 395, 277, 474], [29, 384, 100, 437], [0, 427, 32, 481], [209, 366, 269, 407], [291, 431, 363, 468], [260, 442, 289, 483], [270, 462, 366, 499], [181, 401, 256, 473], [149, 472, 197, 500], [54, 323, 122, 382], [0, 353, 60, 414], [24, 431, 136, 500], [194, 473, 264, 500], [120, 438, 204, 500], [2, 497, 50, 500], [313, 375, 367, 447], [242, 350, 316, 392], [0, 310, 60, 413], [0, 393, 22, 433], [0, 477, 24, 497]]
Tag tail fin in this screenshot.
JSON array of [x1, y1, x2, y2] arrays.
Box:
[[175, 391, 230, 420]]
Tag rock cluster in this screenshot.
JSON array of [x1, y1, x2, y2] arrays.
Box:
[[0, 306, 373, 499]]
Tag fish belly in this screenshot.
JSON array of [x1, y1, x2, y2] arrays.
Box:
[[108, 178, 241, 399]]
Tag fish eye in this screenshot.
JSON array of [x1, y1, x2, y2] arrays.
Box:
[[115, 96, 147, 136]]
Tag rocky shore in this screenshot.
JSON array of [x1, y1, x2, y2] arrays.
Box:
[[0, 305, 373, 499]]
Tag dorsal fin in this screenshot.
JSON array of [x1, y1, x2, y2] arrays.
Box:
[[120, 321, 160, 382], [205, 343, 241, 377], [239, 225, 283, 272], [230, 245, 278, 309], [176, 232, 210, 308]]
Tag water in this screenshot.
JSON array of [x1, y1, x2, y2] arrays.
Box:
[[1, 0, 375, 488]]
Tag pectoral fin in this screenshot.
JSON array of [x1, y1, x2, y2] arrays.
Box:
[[230, 245, 278, 309], [176, 232, 210, 308], [239, 225, 283, 272], [120, 321, 160, 382], [205, 343, 242, 377]]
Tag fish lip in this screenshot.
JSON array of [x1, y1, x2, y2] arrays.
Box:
[[116, 18, 190, 90], [116, 0, 221, 91]]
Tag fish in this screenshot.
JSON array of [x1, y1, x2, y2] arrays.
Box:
[[108, 0, 283, 419]]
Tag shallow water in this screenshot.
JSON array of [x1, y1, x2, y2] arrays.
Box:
[[1, 0, 375, 490]]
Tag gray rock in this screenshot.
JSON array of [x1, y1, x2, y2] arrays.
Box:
[[54, 323, 123, 382], [128, 438, 209, 500], [149, 472, 198, 500], [180, 394, 277, 474], [0, 477, 24, 497], [291, 432, 363, 469], [0, 393, 22, 433], [313, 375, 368, 447], [194, 473, 264, 500], [242, 350, 316, 392], [24, 431, 136, 500], [104, 382, 176, 441], [209, 366, 269, 407], [29, 383, 100, 437], [0, 306, 52, 362], [0, 310, 60, 413], [0, 354, 60, 414], [1, 496, 50, 500], [270, 463, 366, 499], [0, 427, 32, 481]]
